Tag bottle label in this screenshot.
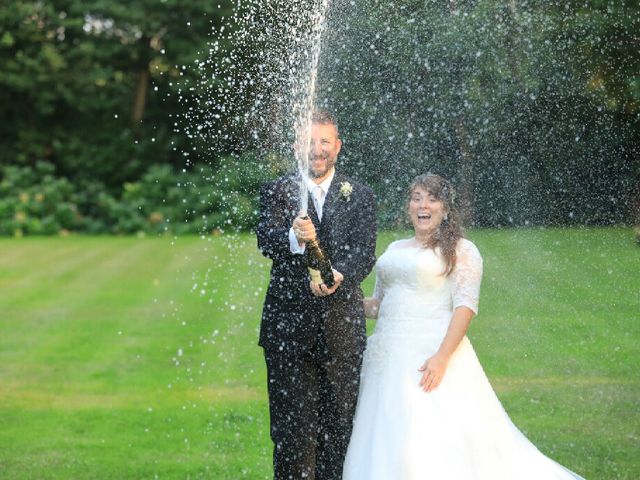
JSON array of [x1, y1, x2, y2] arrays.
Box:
[[308, 267, 322, 285]]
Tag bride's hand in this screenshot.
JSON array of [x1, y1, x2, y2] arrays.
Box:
[[363, 297, 380, 319], [418, 353, 449, 393]]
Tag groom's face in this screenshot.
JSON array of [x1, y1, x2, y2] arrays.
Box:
[[308, 122, 341, 183]]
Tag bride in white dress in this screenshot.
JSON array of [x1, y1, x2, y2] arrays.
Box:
[[343, 174, 585, 480]]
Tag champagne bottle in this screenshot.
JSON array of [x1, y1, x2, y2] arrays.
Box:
[[300, 216, 335, 287]]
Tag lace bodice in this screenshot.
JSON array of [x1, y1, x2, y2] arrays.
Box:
[[370, 238, 483, 340]]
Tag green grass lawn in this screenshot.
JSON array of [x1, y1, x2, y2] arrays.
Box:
[[0, 228, 638, 479]]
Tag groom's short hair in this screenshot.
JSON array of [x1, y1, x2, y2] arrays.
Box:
[[312, 110, 339, 138]]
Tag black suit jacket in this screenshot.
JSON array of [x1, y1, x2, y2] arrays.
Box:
[[256, 172, 377, 354]]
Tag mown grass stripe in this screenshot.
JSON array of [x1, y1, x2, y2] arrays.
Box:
[[0, 229, 637, 479]]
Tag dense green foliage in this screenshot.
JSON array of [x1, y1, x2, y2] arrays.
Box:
[[0, 1, 638, 234], [0, 154, 270, 235], [318, 0, 640, 227], [1, 229, 638, 477], [0, 0, 232, 183]]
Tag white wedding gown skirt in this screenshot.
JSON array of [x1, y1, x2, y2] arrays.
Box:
[[343, 240, 585, 480]]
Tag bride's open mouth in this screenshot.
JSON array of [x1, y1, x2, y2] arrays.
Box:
[[417, 213, 432, 222]]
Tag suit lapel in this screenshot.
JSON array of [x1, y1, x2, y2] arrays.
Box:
[[289, 172, 347, 228], [320, 172, 345, 228]]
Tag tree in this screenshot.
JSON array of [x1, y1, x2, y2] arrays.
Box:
[[312, 0, 639, 227], [0, 0, 234, 189]]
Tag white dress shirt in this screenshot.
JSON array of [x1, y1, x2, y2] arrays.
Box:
[[289, 168, 336, 254]]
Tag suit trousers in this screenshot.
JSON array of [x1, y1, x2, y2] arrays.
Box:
[[264, 322, 364, 480]]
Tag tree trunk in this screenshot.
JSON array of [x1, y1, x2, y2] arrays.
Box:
[[133, 67, 150, 125], [505, 0, 527, 91], [447, 1, 475, 225], [454, 117, 475, 226]]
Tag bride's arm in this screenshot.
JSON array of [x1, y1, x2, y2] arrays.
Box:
[[419, 239, 483, 393], [363, 297, 380, 319], [418, 307, 474, 391], [436, 307, 474, 359], [363, 270, 384, 319]]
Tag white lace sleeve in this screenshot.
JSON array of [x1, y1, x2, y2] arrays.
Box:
[[452, 239, 483, 315]]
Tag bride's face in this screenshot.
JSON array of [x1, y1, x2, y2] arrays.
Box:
[[408, 186, 446, 236]]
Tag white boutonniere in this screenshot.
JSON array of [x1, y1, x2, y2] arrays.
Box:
[[339, 181, 353, 201]]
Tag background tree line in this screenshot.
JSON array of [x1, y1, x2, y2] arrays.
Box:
[[0, 0, 638, 235], [315, 0, 639, 228]]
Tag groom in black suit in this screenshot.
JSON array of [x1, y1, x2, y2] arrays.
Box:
[[257, 110, 377, 479]]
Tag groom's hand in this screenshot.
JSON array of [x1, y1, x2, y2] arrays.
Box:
[[292, 214, 316, 245], [310, 269, 344, 297]]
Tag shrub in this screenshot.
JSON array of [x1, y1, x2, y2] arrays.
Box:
[[0, 162, 84, 236], [0, 153, 283, 236], [118, 152, 279, 235]]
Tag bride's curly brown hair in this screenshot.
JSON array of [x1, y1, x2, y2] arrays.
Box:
[[406, 173, 464, 276]]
